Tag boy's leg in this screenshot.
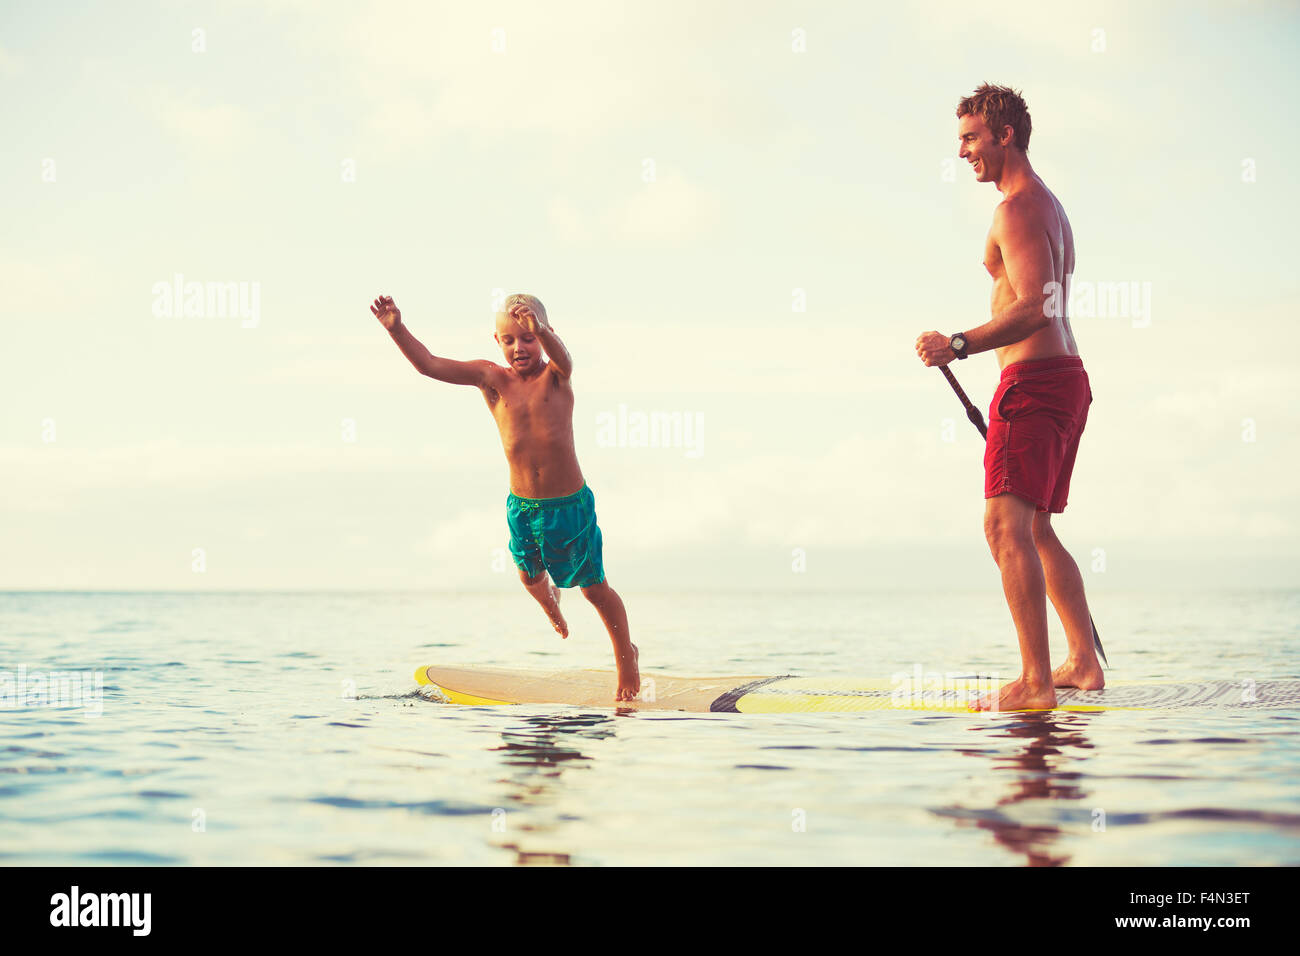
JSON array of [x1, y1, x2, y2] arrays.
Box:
[[518, 567, 568, 638], [1032, 512, 1104, 690], [507, 492, 568, 638], [579, 579, 639, 701], [973, 492, 1057, 711]]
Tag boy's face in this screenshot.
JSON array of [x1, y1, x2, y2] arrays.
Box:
[[494, 312, 542, 373]]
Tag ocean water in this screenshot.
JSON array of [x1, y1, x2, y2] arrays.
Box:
[[1, 588, 1297, 867]]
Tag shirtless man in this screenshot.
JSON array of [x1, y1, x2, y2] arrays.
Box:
[[915, 84, 1104, 711], [372, 293, 639, 701]]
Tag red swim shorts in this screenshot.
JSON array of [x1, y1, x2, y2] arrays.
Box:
[[984, 355, 1092, 513]]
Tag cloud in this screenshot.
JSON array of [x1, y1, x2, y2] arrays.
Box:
[[415, 506, 504, 560], [546, 172, 724, 243], [611, 173, 724, 240], [0, 44, 23, 76], [547, 196, 590, 242], [287, 1, 793, 149], [0, 442, 437, 494], [148, 88, 254, 149]]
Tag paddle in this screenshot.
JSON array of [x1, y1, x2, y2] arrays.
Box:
[[938, 365, 1109, 667]]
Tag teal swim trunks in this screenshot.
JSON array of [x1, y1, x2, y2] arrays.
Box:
[[506, 483, 605, 588]]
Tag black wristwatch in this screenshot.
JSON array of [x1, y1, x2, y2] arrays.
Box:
[[948, 333, 969, 360]]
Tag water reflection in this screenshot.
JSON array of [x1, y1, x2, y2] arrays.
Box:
[[488, 712, 619, 866], [935, 712, 1100, 867]]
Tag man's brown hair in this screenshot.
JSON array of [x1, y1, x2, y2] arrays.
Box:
[[957, 84, 1032, 152]]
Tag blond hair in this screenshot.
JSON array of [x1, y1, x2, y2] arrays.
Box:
[[502, 293, 548, 324]]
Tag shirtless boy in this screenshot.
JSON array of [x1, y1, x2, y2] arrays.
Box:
[[914, 84, 1104, 711], [371, 293, 640, 701]]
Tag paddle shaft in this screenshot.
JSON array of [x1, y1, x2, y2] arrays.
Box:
[[940, 366, 988, 438], [938, 364, 1108, 667]]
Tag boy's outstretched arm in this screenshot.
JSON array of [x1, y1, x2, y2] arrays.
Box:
[[509, 302, 572, 378], [371, 295, 494, 386]]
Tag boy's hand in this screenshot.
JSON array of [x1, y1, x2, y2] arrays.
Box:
[[508, 302, 547, 333], [371, 295, 402, 330]]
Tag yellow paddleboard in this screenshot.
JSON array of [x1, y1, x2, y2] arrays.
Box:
[[415, 666, 1300, 714]]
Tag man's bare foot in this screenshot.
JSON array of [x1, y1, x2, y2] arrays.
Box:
[[971, 676, 1057, 712], [1052, 657, 1104, 690], [615, 642, 639, 702], [543, 583, 568, 638]]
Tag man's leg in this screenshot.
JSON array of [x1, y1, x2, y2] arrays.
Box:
[[1032, 512, 1104, 690], [518, 567, 568, 638], [974, 493, 1058, 711], [579, 579, 639, 702]]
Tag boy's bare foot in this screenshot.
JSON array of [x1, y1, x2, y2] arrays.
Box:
[[615, 643, 639, 702], [1052, 657, 1104, 690], [544, 583, 568, 638], [971, 676, 1057, 712]]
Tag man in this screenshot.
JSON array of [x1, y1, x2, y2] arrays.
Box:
[[915, 84, 1104, 711]]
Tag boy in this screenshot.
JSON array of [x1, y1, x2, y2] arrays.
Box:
[[371, 293, 639, 701]]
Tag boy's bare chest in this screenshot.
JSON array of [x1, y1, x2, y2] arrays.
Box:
[[484, 375, 573, 428]]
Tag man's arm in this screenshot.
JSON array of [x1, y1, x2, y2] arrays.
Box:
[[960, 202, 1056, 355], [371, 295, 494, 386], [510, 303, 573, 379]]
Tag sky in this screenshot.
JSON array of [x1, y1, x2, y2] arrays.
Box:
[[2, 0, 1298, 593]]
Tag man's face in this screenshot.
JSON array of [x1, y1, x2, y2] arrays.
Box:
[[494, 313, 541, 373], [958, 113, 1004, 183]]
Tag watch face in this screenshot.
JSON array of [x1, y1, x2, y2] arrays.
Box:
[[952, 335, 966, 350]]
